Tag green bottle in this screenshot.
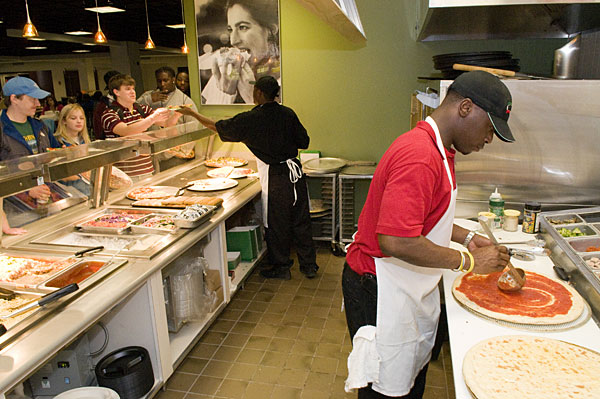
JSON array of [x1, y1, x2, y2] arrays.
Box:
[[489, 188, 504, 229]]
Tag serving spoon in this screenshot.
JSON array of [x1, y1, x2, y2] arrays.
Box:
[[478, 216, 526, 292]]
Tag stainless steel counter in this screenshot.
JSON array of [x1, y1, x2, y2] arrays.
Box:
[[0, 161, 261, 394]]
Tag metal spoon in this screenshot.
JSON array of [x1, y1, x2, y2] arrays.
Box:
[[478, 216, 526, 291]]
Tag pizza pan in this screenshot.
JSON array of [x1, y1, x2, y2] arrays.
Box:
[[452, 289, 591, 332], [303, 157, 347, 173], [126, 186, 179, 200]]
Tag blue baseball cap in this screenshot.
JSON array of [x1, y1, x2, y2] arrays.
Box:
[[2, 77, 50, 99]]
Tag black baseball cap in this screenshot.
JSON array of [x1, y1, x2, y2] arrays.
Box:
[[449, 70, 515, 143], [252, 76, 280, 99]]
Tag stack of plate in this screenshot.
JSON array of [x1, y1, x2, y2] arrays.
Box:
[[433, 51, 520, 79], [303, 157, 347, 174]]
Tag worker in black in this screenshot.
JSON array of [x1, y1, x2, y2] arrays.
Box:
[[177, 76, 318, 279]]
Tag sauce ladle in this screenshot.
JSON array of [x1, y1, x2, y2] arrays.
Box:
[[477, 216, 526, 292]]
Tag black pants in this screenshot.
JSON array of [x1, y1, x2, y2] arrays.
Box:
[[341, 263, 429, 399], [265, 164, 316, 269]]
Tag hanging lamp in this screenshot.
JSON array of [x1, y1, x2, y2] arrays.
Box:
[[94, 0, 107, 43], [22, 0, 39, 38], [180, 0, 189, 53], [143, 0, 155, 49]]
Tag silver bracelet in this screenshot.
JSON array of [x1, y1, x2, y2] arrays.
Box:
[[462, 231, 476, 248]]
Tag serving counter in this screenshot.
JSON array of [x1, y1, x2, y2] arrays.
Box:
[[0, 128, 263, 397], [444, 219, 600, 399]]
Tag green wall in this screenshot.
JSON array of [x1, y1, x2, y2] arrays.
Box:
[[186, 0, 566, 162]]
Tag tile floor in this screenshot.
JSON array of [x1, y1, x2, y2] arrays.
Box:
[[155, 245, 456, 399]]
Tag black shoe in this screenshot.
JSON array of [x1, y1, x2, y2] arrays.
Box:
[[300, 264, 319, 279], [260, 266, 291, 280]]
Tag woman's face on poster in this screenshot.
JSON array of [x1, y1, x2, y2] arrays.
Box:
[[227, 4, 271, 61]]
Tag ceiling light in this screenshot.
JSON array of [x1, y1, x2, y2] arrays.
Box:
[[28, 37, 46, 41], [85, 6, 124, 13], [25, 46, 47, 50], [143, 0, 155, 50], [73, 49, 91, 53], [22, 0, 39, 38], [166, 24, 185, 29], [82, 42, 96, 46], [180, 0, 188, 54], [94, 0, 108, 44], [65, 30, 93, 36]]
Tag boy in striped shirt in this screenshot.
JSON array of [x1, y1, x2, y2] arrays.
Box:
[[101, 74, 180, 180]]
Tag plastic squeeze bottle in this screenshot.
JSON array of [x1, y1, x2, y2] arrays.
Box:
[[488, 188, 505, 230]]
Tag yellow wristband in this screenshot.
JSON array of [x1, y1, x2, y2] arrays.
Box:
[[464, 251, 475, 273], [452, 251, 465, 272]]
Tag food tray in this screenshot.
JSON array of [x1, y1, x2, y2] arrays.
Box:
[[128, 214, 178, 234], [544, 213, 583, 226], [173, 205, 216, 228], [578, 211, 600, 223], [75, 209, 152, 234], [567, 237, 600, 253], [0, 291, 43, 330], [0, 254, 80, 290], [125, 186, 179, 200], [554, 223, 596, 238]]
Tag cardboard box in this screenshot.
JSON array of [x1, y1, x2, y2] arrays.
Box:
[[227, 251, 241, 270], [299, 150, 320, 165], [210, 286, 224, 313], [204, 269, 221, 292], [226, 226, 258, 261]]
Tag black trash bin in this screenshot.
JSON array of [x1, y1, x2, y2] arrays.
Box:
[[95, 346, 154, 399]]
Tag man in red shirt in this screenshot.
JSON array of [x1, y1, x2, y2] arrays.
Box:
[[101, 74, 178, 180], [343, 71, 514, 399]]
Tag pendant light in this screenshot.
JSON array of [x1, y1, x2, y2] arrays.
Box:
[[94, 0, 108, 43], [143, 0, 155, 49], [180, 0, 189, 54], [22, 0, 39, 38]]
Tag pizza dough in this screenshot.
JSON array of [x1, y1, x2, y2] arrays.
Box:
[[463, 335, 600, 399], [452, 271, 584, 325]]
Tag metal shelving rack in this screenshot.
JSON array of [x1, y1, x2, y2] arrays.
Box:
[[338, 165, 376, 252], [305, 171, 340, 253]]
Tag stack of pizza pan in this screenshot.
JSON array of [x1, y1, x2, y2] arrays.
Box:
[[432, 51, 520, 79], [452, 270, 588, 330]]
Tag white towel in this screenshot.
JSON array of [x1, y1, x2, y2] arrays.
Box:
[[345, 325, 380, 392]]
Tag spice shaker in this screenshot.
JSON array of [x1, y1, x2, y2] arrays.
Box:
[[522, 201, 541, 234]]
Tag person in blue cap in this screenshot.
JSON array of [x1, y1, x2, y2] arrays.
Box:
[[1, 76, 61, 205]]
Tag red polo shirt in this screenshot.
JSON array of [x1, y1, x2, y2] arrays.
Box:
[[346, 120, 456, 275]]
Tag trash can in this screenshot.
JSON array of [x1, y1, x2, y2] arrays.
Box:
[[95, 346, 154, 399]]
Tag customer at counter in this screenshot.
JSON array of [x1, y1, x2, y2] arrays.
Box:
[[176, 76, 319, 280], [100, 74, 178, 181], [137, 66, 199, 169], [342, 71, 514, 399], [92, 70, 120, 140], [53, 104, 92, 196], [0, 77, 60, 202]]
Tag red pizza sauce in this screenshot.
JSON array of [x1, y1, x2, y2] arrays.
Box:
[[456, 271, 573, 317], [46, 261, 104, 288]]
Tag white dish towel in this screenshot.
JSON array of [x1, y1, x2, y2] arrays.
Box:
[[345, 325, 380, 392]]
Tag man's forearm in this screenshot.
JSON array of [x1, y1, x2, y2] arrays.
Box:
[[378, 234, 462, 270]]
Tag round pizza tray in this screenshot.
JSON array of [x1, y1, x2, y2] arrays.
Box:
[[452, 289, 591, 332], [187, 178, 238, 192]]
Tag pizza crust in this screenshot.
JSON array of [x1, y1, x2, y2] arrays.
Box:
[[452, 271, 584, 325], [463, 335, 600, 399]]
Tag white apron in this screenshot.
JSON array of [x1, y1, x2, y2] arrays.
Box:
[[255, 157, 303, 228], [346, 117, 457, 396]]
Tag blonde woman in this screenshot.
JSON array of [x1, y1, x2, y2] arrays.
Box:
[[55, 104, 91, 195], [55, 104, 91, 146]]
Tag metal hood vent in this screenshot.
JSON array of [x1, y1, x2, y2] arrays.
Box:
[[415, 1, 600, 41]]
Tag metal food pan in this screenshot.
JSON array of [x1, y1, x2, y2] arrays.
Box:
[[567, 237, 600, 252], [581, 253, 600, 273], [0, 292, 43, 330], [37, 257, 128, 293], [543, 213, 583, 226], [0, 254, 80, 291], [578, 211, 600, 224], [173, 206, 216, 229], [129, 214, 178, 235], [554, 224, 596, 239], [74, 209, 154, 234]]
